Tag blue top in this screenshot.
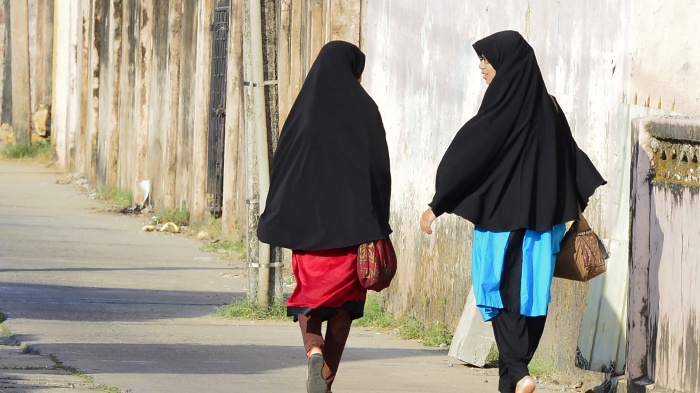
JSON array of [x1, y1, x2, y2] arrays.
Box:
[[472, 224, 566, 321]]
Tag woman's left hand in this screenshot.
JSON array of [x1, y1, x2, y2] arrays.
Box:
[[420, 208, 436, 234]]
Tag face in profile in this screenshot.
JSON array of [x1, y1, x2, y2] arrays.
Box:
[[479, 55, 496, 85]]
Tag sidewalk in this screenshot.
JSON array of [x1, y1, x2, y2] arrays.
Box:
[[0, 161, 582, 392]]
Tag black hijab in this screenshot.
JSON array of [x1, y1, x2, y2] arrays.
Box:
[[429, 31, 606, 231], [257, 41, 391, 250]]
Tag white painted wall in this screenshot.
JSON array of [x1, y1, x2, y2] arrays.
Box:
[[628, 1, 700, 114], [360, 0, 700, 374]]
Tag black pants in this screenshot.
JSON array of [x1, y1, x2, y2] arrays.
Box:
[[492, 228, 547, 393], [491, 309, 547, 393]]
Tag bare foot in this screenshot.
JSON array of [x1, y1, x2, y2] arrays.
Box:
[[516, 375, 536, 393]]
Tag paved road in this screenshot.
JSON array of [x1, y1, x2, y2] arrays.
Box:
[[0, 160, 582, 393]]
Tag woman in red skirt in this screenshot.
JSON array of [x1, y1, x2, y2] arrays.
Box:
[[258, 41, 392, 393]]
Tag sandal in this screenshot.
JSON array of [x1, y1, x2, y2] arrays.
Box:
[[306, 353, 328, 393]]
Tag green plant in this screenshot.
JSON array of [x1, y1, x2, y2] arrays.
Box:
[[0, 323, 10, 337], [1, 140, 51, 160], [354, 295, 453, 347], [96, 185, 133, 211], [527, 356, 556, 379], [154, 206, 190, 227], [353, 295, 401, 329], [49, 353, 126, 392], [485, 343, 499, 366], [200, 239, 246, 260], [215, 297, 288, 320], [0, 312, 9, 337], [191, 217, 247, 260]]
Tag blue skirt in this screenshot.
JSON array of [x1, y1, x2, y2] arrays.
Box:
[[472, 224, 566, 321]]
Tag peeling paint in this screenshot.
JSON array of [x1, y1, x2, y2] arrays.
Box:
[[630, 117, 700, 392]]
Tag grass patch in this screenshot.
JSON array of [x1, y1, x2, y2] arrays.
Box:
[[1, 140, 51, 161], [485, 343, 499, 366], [353, 295, 453, 347], [191, 218, 247, 260], [527, 356, 556, 379], [480, 344, 554, 377], [49, 354, 127, 392], [215, 296, 453, 348], [153, 206, 190, 227], [215, 298, 288, 320], [0, 312, 9, 337], [96, 185, 133, 212], [200, 239, 246, 260]]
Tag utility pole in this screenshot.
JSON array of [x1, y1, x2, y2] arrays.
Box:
[[9, 0, 31, 145], [243, 0, 271, 307]]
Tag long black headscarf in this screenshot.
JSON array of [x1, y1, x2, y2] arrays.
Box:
[[429, 31, 606, 231], [257, 41, 391, 250]]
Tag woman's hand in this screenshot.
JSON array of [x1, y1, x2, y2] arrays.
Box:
[[420, 208, 437, 234]]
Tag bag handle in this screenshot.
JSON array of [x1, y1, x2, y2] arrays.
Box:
[[573, 204, 592, 232]]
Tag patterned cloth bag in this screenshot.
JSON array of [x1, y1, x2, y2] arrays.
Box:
[[357, 238, 397, 291], [554, 212, 610, 282]]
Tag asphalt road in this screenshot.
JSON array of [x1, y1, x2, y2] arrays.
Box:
[[0, 160, 585, 393]]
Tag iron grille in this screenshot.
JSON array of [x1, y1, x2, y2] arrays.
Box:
[[206, 0, 230, 214]]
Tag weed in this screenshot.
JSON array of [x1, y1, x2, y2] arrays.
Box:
[[200, 239, 246, 260], [49, 353, 125, 392], [1, 141, 51, 161], [191, 217, 247, 260], [94, 385, 123, 392], [215, 297, 288, 320], [0, 312, 6, 323], [354, 295, 453, 347], [153, 206, 190, 227], [0, 323, 10, 337], [353, 295, 400, 329], [528, 356, 556, 379], [485, 343, 499, 366], [216, 295, 453, 348], [96, 185, 133, 212]]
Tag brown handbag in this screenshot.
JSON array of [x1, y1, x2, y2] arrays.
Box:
[[554, 211, 610, 282], [357, 238, 397, 291]]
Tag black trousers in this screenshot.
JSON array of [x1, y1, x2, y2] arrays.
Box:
[[491, 309, 547, 393], [491, 228, 547, 393]]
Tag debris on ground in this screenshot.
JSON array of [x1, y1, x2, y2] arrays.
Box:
[[142, 222, 180, 233]]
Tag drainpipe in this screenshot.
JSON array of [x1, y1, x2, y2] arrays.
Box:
[[248, 0, 271, 308]]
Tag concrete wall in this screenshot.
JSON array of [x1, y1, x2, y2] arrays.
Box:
[[43, 0, 700, 380], [629, 117, 700, 393], [627, 1, 700, 115], [360, 0, 633, 375]]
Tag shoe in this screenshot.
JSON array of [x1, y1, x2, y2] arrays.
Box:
[[306, 353, 327, 393]]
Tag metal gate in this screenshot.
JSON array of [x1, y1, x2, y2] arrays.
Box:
[[206, 0, 230, 215]]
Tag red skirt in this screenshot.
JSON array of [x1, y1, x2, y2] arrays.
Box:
[[287, 246, 366, 320]]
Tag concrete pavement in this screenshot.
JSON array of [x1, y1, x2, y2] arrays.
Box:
[[0, 160, 591, 392]]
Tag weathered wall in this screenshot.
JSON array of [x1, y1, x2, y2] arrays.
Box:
[[627, 1, 700, 115], [52, 0, 216, 227], [9, 0, 31, 144], [28, 0, 53, 115], [277, 0, 361, 129], [360, 0, 632, 377], [0, 0, 8, 125], [629, 117, 700, 393], [174, 0, 199, 211]]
